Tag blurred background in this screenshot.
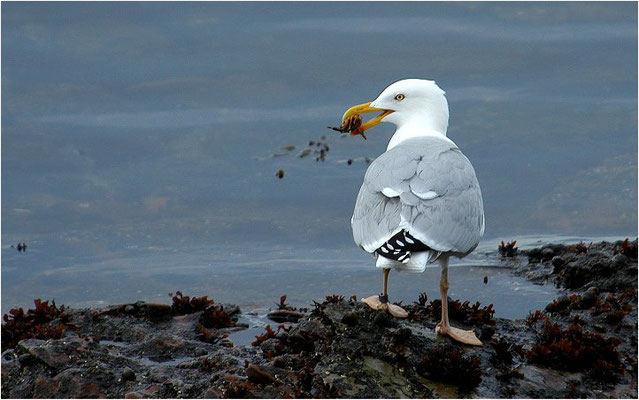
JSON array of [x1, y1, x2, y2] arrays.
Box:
[[2, 2, 637, 315]]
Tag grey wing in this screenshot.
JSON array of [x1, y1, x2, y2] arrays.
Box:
[[351, 139, 484, 255]]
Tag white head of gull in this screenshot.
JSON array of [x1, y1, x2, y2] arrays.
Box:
[[341, 78, 485, 346]]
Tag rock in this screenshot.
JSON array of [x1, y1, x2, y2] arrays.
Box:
[[585, 286, 599, 294], [551, 256, 565, 269], [33, 368, 106, 398], [391, 327, 412, 344], [272, 356, 286, 368], [246, 364, 279, 385], [560, 262, 588, 289], [122, 367, 136, 382], [580, 290, 597, 308], [373, 311, 392, 327], [546, 295, 571, 312], [202, 387, 223, 398], [526, 248, 543, 260], [341, 311, 359, 326], [33, 376, 59, 398], [266, 309, 304, 323], [259, 338, 281, 355], [480, 325, 496, 340], [295, 320, 331, 339], [17, 353, 36, 366], [541, 247, 555, 260], [16, 339, 72, 370], [140, 303, 173, 322], [139, 384, 163, 397], [193, 347, 208, 357], [612, 254, 629, 269]]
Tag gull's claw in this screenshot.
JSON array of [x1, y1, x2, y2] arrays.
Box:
[[436, 323, 483, 346]]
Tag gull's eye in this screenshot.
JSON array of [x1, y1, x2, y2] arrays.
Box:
[[394, 94, 405, 101]]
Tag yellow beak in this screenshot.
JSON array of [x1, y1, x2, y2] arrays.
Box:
[[342, 102, 394, 135]]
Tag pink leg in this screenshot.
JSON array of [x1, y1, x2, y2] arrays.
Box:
[[435, 257, 482, 346]]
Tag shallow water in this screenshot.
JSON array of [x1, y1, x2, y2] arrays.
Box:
[[1, 234, 625, 323]]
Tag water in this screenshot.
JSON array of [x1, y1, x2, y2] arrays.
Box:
[[2, 3, 637, 318], [0, 234, 625, 319]]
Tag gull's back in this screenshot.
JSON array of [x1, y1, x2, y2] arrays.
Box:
[[351, 136, 484, 258]]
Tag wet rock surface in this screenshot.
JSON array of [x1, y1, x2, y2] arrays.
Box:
[[2, 240, 637, 398]]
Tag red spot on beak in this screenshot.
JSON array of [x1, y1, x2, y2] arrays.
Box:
[[353, 128, 367, 140]]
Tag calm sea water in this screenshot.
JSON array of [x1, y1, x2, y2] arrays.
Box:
[[0, 235, 627, 318], [2, 3, 637, 316]]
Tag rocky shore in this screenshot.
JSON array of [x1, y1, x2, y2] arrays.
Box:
[[2, 239, 637, 398]]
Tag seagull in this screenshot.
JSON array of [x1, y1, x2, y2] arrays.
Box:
[[343, 79, 485, 346]]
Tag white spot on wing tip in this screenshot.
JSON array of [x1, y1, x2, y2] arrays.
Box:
[[411, 190, 439, 200], [382, 187, 401, 198]]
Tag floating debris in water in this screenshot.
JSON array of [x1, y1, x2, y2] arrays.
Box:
[[315, 148, 327, 162], [12, 243, 27, 253], [298, 148, 312, 158], [276, 169, 285, 179], [347, 159, 353, 165], [259, 132, 377, 166]]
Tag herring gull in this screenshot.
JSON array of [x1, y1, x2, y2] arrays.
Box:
[[341, 79, 485, 346]]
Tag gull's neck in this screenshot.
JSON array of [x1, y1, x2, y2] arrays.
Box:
[[387, 123, 454, 151]]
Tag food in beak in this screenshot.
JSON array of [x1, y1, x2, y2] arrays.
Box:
[[328, 114, 365, 138]]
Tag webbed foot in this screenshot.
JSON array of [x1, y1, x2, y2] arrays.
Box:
[[436, 323, 482, 346], [361, 295, 408, 318], [361, 295, 383, 309]]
